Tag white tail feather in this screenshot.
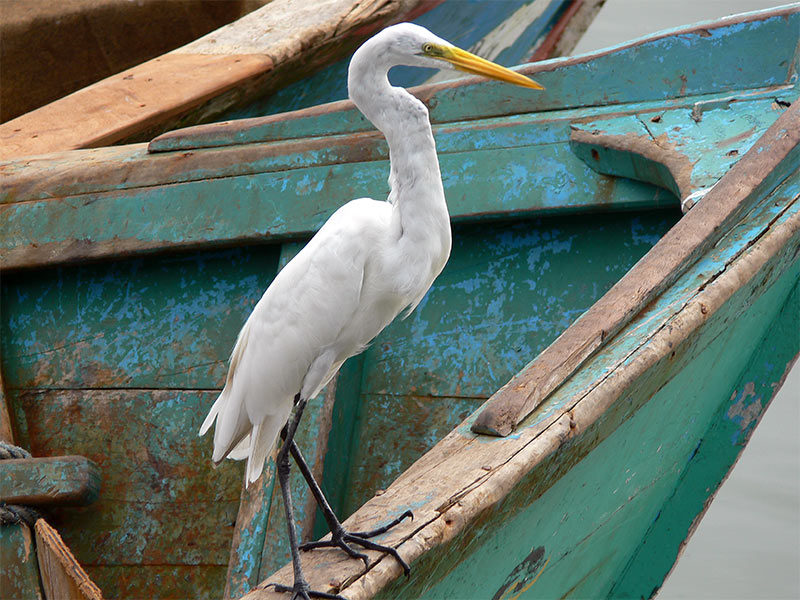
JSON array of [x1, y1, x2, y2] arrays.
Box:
[[199, 390, 226, 436], [227, 434, 251, 460], [245, 414, 285, 486]]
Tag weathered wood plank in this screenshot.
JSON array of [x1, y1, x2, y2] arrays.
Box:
[[0, 53, 273, 161], [11, 389, 241, 505], [35, 519, 103, 600], [85, 564, 227, 600], [1, 246, 279, 391], [0, 105, 673, 204], [0, 0, 438, 160], [570, 92, 793, 201], [43, 498, 239, 567], [472, 95, 800, 436], [10, 388, 241, 598], [0, 137, 670, 271], [243, 162, 799, 599], [0, 456, 100, 507], [610, 280, 800, 597]]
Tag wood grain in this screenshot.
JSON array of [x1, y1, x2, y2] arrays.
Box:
[[0, 0, 438, 160], [35, 519, 103, 600]]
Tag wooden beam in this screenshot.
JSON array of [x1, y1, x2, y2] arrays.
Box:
[[0, 0, 264, 123], [471, 96, 800, 436], [0, 361, 14, 443], [0, 456, 101, 507], [0, 0, 439, 161], [35, 519, 103, 600], [0, 53, 273, 161]]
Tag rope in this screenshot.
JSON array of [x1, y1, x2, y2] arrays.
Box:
[[0, 440, 31, 459], [0, 441, 43, 527]]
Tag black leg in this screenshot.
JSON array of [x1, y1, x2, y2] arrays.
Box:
[[287, 436, 413, 576], [268, 394, 347, 600]]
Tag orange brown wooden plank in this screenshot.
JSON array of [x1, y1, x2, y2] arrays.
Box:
[[0, 0, 439, 161], [0, 53, 273, 160]]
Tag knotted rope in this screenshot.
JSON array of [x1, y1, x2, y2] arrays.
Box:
[[0, 441, 43, 526]]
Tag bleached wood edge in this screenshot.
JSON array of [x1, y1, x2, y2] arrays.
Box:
[[35, 519, 103, 600]]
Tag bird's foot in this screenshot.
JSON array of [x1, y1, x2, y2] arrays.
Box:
[[267, 580, 346, 600], [300, 510, 413, 576]]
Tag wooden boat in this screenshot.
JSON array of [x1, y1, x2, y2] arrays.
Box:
[[1, 4, 798, 599], [0, 0, 263, 124], [0, 0, 602, 161]]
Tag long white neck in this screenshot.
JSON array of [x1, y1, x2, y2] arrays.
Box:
[[348, 43, 451, 262]]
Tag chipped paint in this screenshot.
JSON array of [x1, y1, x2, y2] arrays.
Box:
[[726, 382, 764, 444]]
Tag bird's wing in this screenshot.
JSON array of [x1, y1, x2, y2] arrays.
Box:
[[239, 199, 392, 422], [203, 199, 391, 465]]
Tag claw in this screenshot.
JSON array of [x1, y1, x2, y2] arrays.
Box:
[[300, 528, 411, 576], [301, 538, 370, 568], [350, 510, 413, 538], [267, 582, 345, 600]]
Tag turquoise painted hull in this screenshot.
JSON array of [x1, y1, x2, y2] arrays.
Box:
[[1, 4, 798, 600]]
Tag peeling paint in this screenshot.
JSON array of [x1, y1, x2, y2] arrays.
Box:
[[726, 381, 764, 443]]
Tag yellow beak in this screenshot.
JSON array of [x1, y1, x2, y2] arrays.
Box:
[[433, 45, 544, 90]]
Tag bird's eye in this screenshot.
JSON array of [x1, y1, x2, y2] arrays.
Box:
[[422, 42, 434, 54]]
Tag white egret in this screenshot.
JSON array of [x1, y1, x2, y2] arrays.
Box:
[[200, 22, 542, 599]]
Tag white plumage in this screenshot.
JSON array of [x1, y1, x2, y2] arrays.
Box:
[[200, 23, 542, 489]]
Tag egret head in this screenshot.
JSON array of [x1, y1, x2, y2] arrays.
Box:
[[364, 23, 543, 90]]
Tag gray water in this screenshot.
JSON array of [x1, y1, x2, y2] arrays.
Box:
[[574, 2, 800, 598]]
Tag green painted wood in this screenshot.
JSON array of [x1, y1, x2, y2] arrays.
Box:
[[372, 167, 800, 600], [10, 388, 241, 599], [86, 564, 227, 600], [338, 210, 678, 514], [570, 91, 796, 199], [151, 7, 799, 152], [0, 522, 43, 600], [0, 115, 674, 271], [0, 455, 100, 507], [610, 278, 800, 598], [1, 246, 280, 390]]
